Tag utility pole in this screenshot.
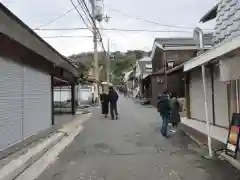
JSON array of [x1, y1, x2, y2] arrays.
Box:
[[106, 39, 110, 82], [89, 0, 108, 100], [90, 0, 99, 103]]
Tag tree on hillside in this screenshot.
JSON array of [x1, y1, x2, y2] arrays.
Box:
[[69, 52, 108, 82], [69, 50, 148, 85]]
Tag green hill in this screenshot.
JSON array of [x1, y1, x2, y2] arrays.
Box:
[[69, 50, 149, 84]]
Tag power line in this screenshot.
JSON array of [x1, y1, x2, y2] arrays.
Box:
[[69, 0, 92, 31], [34, 7, 77, 29], [76, 0, 94, 28], [34, 27, 194, 33], [107, 7, 213, 31]]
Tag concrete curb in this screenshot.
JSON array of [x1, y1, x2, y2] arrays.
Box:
[[217, 152, 240, 171], [15, 114, 92, 180], [180, 125, 240, 170], [0, 133, 64, 180], [0, 113, 92, 180]]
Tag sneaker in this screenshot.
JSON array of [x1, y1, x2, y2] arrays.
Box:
[[170, 129, 176, 133]]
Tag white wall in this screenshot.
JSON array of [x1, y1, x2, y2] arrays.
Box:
[[219, 57, 240, 81], [54, 91, 71, 102]]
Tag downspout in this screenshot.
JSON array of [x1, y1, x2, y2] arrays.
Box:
[[236, 80, 239, 113], [163, 49, 167, 90], [195, 27, 213, 157], [202, 65, 213, 157]]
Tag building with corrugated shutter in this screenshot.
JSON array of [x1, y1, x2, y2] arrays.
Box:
[[183, 0, 240, 147], [0, 4, 78, 151]]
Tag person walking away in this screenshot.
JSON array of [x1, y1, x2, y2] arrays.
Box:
[[92, 92, 95, 105], [123, 86, 127, 97], [108, 87, 119, 120], [100, 91, 109, 118], [169, 92, 181, 132], [157, 91, 171, 137]]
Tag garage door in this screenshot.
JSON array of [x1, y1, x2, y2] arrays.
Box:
[[23, 66, 51, 139], [189, 68, 213, 122], [0, 57, 23, 150]]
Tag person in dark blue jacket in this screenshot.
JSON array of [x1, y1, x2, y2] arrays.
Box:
[[157, 90, 171, 137], [108, 86, 119, 120]]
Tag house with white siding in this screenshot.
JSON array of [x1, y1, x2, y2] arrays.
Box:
[[182, 0, 240, 155], [0, 3, 78, 153]]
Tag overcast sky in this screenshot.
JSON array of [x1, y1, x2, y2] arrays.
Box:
[[1, 0, 217, 56]]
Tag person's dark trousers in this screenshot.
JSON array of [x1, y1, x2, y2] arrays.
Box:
[[110, 102, 118, 120], [160, 113, 169, 137]]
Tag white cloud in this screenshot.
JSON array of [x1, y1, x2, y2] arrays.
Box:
[[1, 0, 217, 56]]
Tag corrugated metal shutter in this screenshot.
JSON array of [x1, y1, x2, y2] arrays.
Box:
[[23, 66, 51, 139], [189, 68, 213, 122], [0, 57, 23, 150], [213, 66, 229, 127]]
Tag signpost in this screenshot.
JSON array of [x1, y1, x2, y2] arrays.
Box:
[[226, 113, 240, 159]]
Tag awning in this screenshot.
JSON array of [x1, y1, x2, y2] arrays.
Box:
[[184, 35, 240, 72], [199, 4, 218, 23], [0, 4, 78, 77], [151, 68, 165, 76], [53, 77, 69, 86]]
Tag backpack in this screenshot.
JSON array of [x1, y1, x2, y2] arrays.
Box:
[[157, 95, 170, 114]]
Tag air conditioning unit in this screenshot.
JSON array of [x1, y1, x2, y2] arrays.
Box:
[[167, 59, 174, 69]]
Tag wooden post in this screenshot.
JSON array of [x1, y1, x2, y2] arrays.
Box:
[[71, 84, 76, 115], [185, 72, 191, 118], [51, 75, 54, 125]]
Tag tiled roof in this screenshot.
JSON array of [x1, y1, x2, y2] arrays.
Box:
[[155, 34, 213, 47]]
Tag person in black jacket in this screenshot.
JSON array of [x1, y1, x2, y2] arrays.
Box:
[[100, 91, 109, 118], [108, 86, 119, 120]]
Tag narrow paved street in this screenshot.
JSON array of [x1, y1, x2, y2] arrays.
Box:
[[37, 96, 240, 180]]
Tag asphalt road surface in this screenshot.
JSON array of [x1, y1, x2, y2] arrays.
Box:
[[37, 96, 240, 180]]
